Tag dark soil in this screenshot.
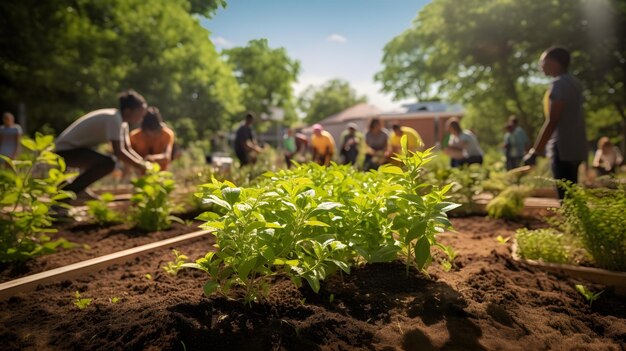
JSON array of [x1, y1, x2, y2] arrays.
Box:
[[1, 217, 625, 351]]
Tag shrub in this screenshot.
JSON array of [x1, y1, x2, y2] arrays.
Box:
[[130, 164, 181, 232], [0, 134, 77, 262], [515, 228, 575, 264], [486, 185, 532, 219]]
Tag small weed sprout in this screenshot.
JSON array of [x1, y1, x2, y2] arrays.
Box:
[[496, 235, 511, 244], [74, 291, 93, 310], [85, 192, 122, 225], [575, 284, 603, 306], [162, 250, 189, 276]]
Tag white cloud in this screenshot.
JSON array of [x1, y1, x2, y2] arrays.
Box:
[[212, 36, 234, 48], [326, 34, 348, 44]]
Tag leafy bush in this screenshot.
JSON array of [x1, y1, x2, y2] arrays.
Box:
[[486, 185, 532, 219], [558, 183, 626, 271], [85, 192, 122, 225], [424, 163, 487, 215], [178, 137, 459, 303], [130, 164, 181, 232], [515, 228, 575, 264], [0, 134, 77, 262]]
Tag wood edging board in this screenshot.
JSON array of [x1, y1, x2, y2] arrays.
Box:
[[511, 240, 626, 296], [0, 229, 213, 300]]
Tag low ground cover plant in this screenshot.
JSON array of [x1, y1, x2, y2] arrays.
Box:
[[172, 138, 459, 304], [85, 192, 122, 225], [515, 228, 576, 264], [0, 134, 76, 262]]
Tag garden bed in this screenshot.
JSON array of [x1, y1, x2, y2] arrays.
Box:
[[1, 217, 625, 350]]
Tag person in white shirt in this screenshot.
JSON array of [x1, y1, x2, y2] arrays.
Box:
[[593, 137, 623, 176], [445, 117, 484, 167], [55, 90, 150, 199]]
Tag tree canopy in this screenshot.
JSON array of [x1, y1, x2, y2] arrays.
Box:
[[376, 0, 625, 147], [0, 0, 242, 135], [223, 39, 301, 124], [298, 79, 367, 124]]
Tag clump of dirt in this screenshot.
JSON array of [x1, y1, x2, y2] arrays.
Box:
[[1, 217, 625, 350]]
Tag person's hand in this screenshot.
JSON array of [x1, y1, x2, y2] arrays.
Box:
[[523, 148, 537, 166]]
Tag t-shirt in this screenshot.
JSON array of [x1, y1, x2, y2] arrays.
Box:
[[449, 130, 483, 158], [504, 127, 528, 158], [544, 74, 587, 162], [130, 126, 175, 170], [388, 126, 423, 151], [365, 130, 389, 152], [234, 124, 254, 154], [0, 124, 22, 157], [284, 135, 296, 153], [55, 109, 123, 151], [311, 131, 335, 156]]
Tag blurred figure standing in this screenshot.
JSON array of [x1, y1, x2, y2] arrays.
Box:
[[234, 113, 261, 166], [593, 137, 623, 176], [283, 128, 297, 168], [364, 118, 388, 171], [310, 124, 335, 166], [445, 118, 483, 166], [340, 122, 360, 165], [524, 47, 587, 199], [0, 112, 22, 160], [503, 116, 529, 170]]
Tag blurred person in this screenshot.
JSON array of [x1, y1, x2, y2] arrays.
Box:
[[504, 116, 529, 170], [129, 107, 175, 170], [593, 137, 622, 176], [340, 122, 360, 165], [524, 47, 587, 199], [364, 118, 389, 171], [0, 112, 22, 160], [445, 118, 483, 166], [386, 124, 423, 158], [54, 90, 150, 200], [234, 113, 261, 166], [310, 124, 335, 166], [283, 128, 297, 168]]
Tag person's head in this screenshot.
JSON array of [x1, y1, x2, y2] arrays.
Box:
[[141, 107, 164, 136], [540, 47, 570, 77], [245, 113, 255, 125], [286, 127, 295, 136], [505, 122, 515, 133], [392, 124, 403, 137], [313, 123, 323, 136], [119, 90, 147, 124], [446, 118, 462, 136], [369, 118, 381, 132], [347, 122, 358, 135], [2, 112, 15, 126], [598, 136, 613, 152], [508, 115, 519, 127]]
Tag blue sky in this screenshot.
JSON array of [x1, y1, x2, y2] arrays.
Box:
[[201, 0, 430, 111]]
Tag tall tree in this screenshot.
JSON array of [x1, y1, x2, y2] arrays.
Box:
[[0, 0, 242, 135], [376, 0, 625, 147], [298, 79, 367, 124], [223, 39, 301, 124]]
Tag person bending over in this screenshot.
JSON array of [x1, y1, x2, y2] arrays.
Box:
[[311, 124, 335, 166], [129, 107, 175, 171]]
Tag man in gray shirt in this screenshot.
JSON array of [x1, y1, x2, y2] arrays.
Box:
[[524, 47, 587, 199], [55, 90, 150, 200]]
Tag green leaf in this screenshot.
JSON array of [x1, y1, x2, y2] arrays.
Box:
[[406, 222, 426, 243], [203, 280, 219, 296], [221, 187, 241, 205], [237, 257, 257, 280], [379, 165, 404, 175], [304, 220, 330, 227], [303, 275, 321, 293], [414, 237, 431, 271]]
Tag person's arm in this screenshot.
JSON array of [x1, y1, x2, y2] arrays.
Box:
[[531, 101, 565, 155], [592, 150, 602, 168], [113, 125, 146, 170]]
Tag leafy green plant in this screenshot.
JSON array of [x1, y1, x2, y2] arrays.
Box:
[[110, 297, 121, 304], [424, 162, 487, 215], [0, 133, 77, 262], [73, 291, 93, 310], [515, 228, 574, 264], [85, 192, 122, 225], [496, 235, 511, 244], [162, 250, 189, 276], [558, 182, 626, 271], [174, 136, 458, 303], [130, 164, 181, 232], [486, 185, 532, 219], [575, 284, 603, 306]]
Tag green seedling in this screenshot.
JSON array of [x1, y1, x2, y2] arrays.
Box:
[[145, 274, 153, 280], [131, 164, 182, 232], [74, 291, 93, 310], [575, 284, 603, 306], [110, 297, 120, 304], [329, 294, 334, 304], [496, 235, 511, 244], [162, 250, 189, 276], [85, 192, 122, 224]]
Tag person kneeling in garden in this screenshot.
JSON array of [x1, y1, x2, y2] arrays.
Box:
[[54, 90, 151, 202], [310, 124, 335, 166], [129, 107, 175, 171]]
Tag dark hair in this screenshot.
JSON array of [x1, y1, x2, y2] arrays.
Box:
[[142, 106, 163, 132], [446, 117, 461, 133], [119, 89, 147, 111], [245, 113, 255, 122], [508, 115, 518, 125], [369, 118, 381, 130], [392, 123, 401, 131], [545, 47, 570, 69]]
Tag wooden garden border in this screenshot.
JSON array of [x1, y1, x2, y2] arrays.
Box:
[[0, 229, 213, 300], [511, 240, 626, 296]]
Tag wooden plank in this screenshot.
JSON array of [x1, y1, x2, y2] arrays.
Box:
[[0, 229, 213, 300]]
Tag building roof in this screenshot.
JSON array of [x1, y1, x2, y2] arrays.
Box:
[[317, 103, 381, 125]]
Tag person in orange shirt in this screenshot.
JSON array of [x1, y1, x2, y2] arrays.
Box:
[[129, 107, 175, 170]]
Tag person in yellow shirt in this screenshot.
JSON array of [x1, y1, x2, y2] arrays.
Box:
[[129, 107, 175, 170], [386, 124, 423, 158], [310, 124, 335, 166]]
